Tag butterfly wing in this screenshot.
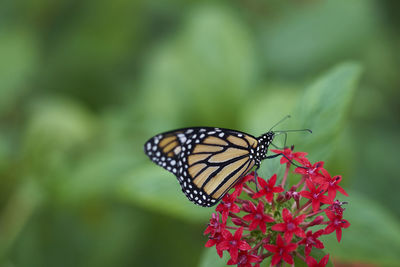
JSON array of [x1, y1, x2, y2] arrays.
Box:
[[144, 128, 195, 174], [144, 127, 259, 207]]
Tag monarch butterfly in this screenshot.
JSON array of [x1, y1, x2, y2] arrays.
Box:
[[144, 119, 309, 207]]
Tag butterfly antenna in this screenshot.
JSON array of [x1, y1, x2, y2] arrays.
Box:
[[268, 115, 291, 132], [274, 129, 312, 134]]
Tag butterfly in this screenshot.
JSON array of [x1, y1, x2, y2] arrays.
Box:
[[143, 126, 289, 207]]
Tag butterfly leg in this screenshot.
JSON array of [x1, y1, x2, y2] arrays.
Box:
[[254, 165, 260, 191], [283, 132, 288, 148]]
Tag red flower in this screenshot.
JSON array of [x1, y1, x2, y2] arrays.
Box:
[[324, 210, 350, 242], [233, 172, 258, 194], [203, 148, 350, 267], [216, 191, 241, 223], [242, 172, 258, 184], [271, 208, 306, 242], [285, 187, 300, 201], [227, 251, 261, 267], [271, 147, 307, 165], [263, 235, 297, 265], [298, 229, 325, 256], [252, 174, 284, 203], [242, 201, 274, 233], [300, 179, 332, 212], [217, 227, 252, 262], [205, 233, 224, 258], [315, 169, 348, 200], [204, 213, 225, 237], [306, 254, 330, 267], [295, 159, 324, 181], [328, 200, 347, 216]]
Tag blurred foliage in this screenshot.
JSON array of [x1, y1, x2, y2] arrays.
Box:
[[0, 0, 400, 266]]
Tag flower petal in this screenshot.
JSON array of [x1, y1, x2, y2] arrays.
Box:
[[259, 221, 266, 234], [324, 210, 336, 220], [217, 241, 230, 250], [270, 254, 282, 266], [257, 177, 268, 188], [242, 214, 253, 221], [252, 191, 266, 199], [269, 174, 277, 186], [324, 225, 335, 235], [282, 252, 294, 264], [294, 214, 306, 224], [229, 247, 239, 262], [336, 228, 342, 242], [205, 239, 216, 247], [284, 232, 294, 243], [294, 228, 306, 238], [239, 241, 252, 251], [234, 227, 243, 240], [286, 243, 298, 252], [271, 223, 286, 232], [282, 208, 291, 221], [321, 254, 330, 266], [337, 185, 349, 196], [306, 256, 318, 266], [276, 235, 285, 246], [265, 192, 274, 203], [273, 186, 284, 193], [263, 244, 278, 253], [311, 199, 321, 212], [305, 179, 316, 191], [299, 191, 312, 199]]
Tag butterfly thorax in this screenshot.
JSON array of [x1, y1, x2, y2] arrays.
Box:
[[254, 131, 275, 165]]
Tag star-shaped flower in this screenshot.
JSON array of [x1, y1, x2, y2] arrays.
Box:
[[217, 227, 252, 262], [242, 201, 274, 233], [324, 210, 350, 242], [205, 232, 224, 258], [295, 159, 325, 181], [226, 251, 261, 267], [300, 179, 332, 212], [306, 254, 330, 267], [298, 229, 325, 256], [271, 147, 307, 165], [204, 213, 225, 237], [271, 208, 306, 242], [216, 191, 241, 223], [315, 168, 348, 200], [263, 235, 298, 265], [327, 200, 347, 216], [252, 174, 284, 203]]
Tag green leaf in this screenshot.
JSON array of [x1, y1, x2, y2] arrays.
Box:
[[260, 0, 377, 76], [289, 62, 362, 161], [321, 190, 400, 266], [117, 164, 212, 223], [198, 247, 229, 267]]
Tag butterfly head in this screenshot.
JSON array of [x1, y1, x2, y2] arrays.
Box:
[[256, 131, 275, 161]]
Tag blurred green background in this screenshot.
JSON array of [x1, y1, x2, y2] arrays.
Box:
[[1, 0, 400, 266]]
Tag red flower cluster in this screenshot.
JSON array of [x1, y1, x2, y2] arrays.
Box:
[[204, 148, 350, 266]]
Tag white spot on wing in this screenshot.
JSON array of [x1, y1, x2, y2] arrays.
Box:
[[177, 133, 187, 144]]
